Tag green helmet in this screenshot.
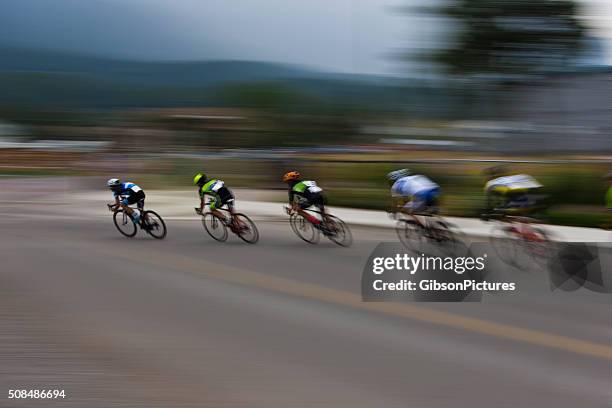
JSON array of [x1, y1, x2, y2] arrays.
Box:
[[193, 172, 207, 186]]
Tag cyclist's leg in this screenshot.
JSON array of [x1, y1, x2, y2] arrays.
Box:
[[412, 191, 432, 214], [424, 187, 440, 214], [296, 198, 320, 224], [313, 194, 331, 223], [120, 195, 134, 216], [208, 194, 226, 221]]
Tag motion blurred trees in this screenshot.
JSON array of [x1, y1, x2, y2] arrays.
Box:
[[418, 0, 587, 78]]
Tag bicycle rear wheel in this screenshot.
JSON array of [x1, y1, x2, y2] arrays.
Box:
[[113, 210, 137, 237], [325, 215, 352, 247], [202, 212, 228, 242], [289, 213, 319, 244], [233, 213, 259, 244], [143, 210, 167, 239], [490, 225, 521, 267]]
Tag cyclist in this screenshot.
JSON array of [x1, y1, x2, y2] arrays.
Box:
[[193, 172, 236, 223], [483, 165, 543, 214], [605, 172, 612, 208], [283, 171, 328, 225], [107, 178, 145, 224], [387, 169, 440, 215]]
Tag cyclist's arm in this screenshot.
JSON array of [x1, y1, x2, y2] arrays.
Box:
[[389, 196, 401, 213], [288, 189, 299, 209], [199, 194, 205, 212]]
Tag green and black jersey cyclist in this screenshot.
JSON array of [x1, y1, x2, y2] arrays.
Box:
[[283, 171, 329, 226], [193, 172, 238, 225]]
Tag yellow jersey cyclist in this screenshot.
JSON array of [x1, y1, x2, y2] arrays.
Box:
[[107, 178, 145, 224], [387, 169, 440, 215], [283, 171, 329, 225], [483, 165, 544, 215], [193, 172, 237, 223]]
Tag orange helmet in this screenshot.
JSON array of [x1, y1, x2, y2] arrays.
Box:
[[283, 171, 301, 183]]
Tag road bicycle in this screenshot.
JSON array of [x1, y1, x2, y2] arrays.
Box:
[[286, 206, 353, 247], [107, 203, 167, 239], [393, 210, 465, 255], [483, 212, 555, 270], [197, 207, 259, 244]]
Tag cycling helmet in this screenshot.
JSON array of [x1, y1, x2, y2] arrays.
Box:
[[283, 171, 301, 183], [193, 173, 207, 186], [482, 164, 510, 178], [386, 169, 411, 182], [107, 178, 121, 188]]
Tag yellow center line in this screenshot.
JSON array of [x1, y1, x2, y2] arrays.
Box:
[[98, 244, 612, 361]]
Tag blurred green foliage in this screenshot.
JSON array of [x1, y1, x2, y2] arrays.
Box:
[[117, 157, 610, 228]]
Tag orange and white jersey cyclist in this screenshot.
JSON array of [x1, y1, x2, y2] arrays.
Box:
[[283, 171, 328, 223]]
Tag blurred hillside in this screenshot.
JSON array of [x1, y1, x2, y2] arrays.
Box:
[[0, 47, 474, 117]]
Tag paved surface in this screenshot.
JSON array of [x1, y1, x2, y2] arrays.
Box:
[[2, 179, 612, 407]]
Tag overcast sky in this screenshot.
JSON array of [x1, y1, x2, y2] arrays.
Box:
[[0, 0, 610, 75]]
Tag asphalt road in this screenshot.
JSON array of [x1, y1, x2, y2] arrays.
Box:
[[2, 186, 612, 407]]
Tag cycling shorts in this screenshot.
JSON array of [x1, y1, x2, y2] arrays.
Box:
[[406, 187, 440, 213], [121, 190, 146, 209], [297, 192, 326, 211], [208, 186, 234, 210]]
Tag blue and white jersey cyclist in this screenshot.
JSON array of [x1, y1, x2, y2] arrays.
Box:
[[107, 178, 145, 223], [387, 169, 440, 214]]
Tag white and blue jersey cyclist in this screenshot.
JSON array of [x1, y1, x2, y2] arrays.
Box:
[[388, 169, 440, 214], [107, 178, 145, 222]]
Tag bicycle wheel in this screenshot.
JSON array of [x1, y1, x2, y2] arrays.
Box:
[[233, 213, 259, 244], [325, 215, 353, 247], [396, 219, 422, 251], [143, 210, 167, 239], [522, 226, 555, 267], [489, 225, 520, 267], [289, 213, 319, 244], [202, 212, 228, 242], [113, 210, 137, 237]]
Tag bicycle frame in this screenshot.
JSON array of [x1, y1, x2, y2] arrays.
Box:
[[484, 212, 549, 243]]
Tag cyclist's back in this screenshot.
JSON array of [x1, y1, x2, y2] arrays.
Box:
[[391, 175, 438, 198], [387, 170, 440, 214], [485, 174, 542, 195]]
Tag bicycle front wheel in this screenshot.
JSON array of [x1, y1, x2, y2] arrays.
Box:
[[233, 213, 259, 244], [430, 219, 466, 256], [202, 212, 228, 242], [325, 215, 352, 247], [143, 210, 167, 239], [289, 213, 319, 244], [113, 210, 137, 238], [396, 219, 422, 251]]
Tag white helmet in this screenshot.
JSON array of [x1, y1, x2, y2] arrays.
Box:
[[386, 168, 411, 182], [107, 178, 121, 188]]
